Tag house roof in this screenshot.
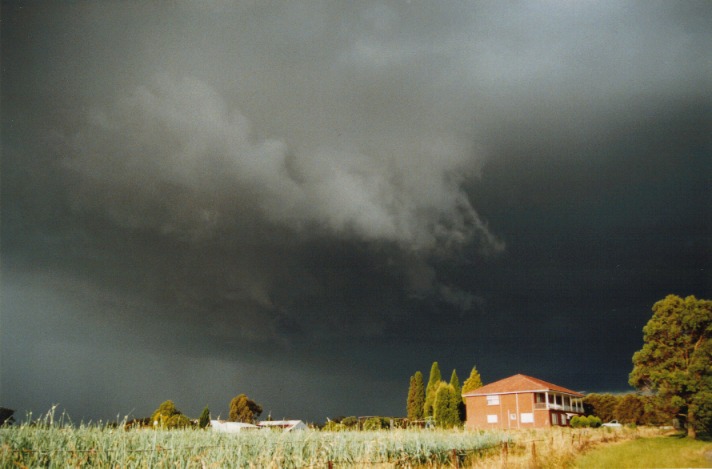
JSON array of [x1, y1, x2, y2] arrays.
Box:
[[462, 374, 584, 397]]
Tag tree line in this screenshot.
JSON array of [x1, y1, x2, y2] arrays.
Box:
[[406, 362, 483, 428], [132, 393, 263, 430], [583, 393, 675, 426]]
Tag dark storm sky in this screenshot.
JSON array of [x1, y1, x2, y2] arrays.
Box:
[[2, 1, 710, 423]]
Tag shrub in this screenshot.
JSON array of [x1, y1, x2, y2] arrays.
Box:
[[166, 414, 192, 429], [363, 417, 383, 431], [570, 415, 584, 428], [341, 416, 358, 428], [322, 420, 346, 431], [570, 415, 602, 428]]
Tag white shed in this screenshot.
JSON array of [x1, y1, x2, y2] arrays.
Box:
[[257, 420, 307, 432], [210, 420, 259, 433]]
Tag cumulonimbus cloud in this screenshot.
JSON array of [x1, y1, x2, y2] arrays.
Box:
[[63, 75, 503, 253]]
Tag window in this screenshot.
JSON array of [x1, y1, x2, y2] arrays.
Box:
[[551, 413, 558, 425], [487, 414, 498, 424], [520, 413, 534, 423], [486, 395, 500, 405]]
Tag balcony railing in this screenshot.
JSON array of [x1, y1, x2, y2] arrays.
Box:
[[534, 403, 583, 412]]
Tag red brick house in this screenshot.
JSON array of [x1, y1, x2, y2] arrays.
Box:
[[462, 374, 584, 430]]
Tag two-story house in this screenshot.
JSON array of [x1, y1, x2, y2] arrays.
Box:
[[462, 374, 584, 430]]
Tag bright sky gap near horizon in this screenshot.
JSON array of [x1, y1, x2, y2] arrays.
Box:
[[1, 1, 710, 423]]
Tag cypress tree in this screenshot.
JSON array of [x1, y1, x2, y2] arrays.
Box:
[[433, 382, 458, 428], [407, 371, 425, 421], [449, 369, 463, 425], [462, 366, 483, 394], [424, 361, 442, 418], [449, 369, 461, 400], [199, 406, 210, 429]]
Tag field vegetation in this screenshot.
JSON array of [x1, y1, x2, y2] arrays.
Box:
[[5, 408, 702, 468], [1, 409, 506, 468]]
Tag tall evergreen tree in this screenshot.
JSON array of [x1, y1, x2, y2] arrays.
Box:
[[199, 406, 211, 429], [424, 361, 442, 418], [407, 371, 425, 421], [462, 366, 483, 394], [449, 369, 461, 401], [433, 382, 459, 428], [449, 369, 464, 425]]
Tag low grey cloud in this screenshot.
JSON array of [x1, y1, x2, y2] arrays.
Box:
[[63, 74, 502, 253]]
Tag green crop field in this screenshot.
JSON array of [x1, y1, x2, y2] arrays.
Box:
[[0, 415, 505, 467]]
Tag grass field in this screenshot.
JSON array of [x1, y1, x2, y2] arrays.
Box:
[[469, 426, 681, 468], [573, 434, 712, 469]]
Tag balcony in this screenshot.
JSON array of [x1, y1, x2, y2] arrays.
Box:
[[534, 402, 583, 412]]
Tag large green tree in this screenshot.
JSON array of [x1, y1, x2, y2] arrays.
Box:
[[150, 400, 191, 429], [229, 394, 263, 423], [406, 371, 425, 421], [151, 400, 179, 427], [423, 362, 442, 418], [629, 294, 712, 438], [462, 366, 483, 394], [433, 382, 459, 428]]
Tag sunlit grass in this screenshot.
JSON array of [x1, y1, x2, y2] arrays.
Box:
[[573, 434, 712, 468], [469, 425, 674, 468]]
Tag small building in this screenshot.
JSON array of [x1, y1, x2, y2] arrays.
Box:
[[257, 420, 307, 432], [462, 374, 584, 430], [210, 420, 259, 433]]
